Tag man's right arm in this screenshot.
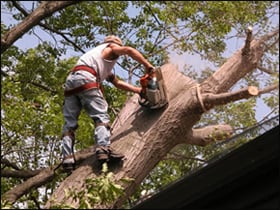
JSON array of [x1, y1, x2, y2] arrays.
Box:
[[109, 44, 154, 73]]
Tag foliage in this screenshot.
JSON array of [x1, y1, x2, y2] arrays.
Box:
[[49, 163, 133, 209], [1, 199, 14, 209]]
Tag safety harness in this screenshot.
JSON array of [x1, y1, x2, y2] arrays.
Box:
[[64, 65, 101, 96], [63, 65, 111, 142]]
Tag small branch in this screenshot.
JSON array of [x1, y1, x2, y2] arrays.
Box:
[[30, 81, 58, 94], [242, 26, 253, 56], [258, 83, 279, 94], [1, 147, 94, 204], [1, 1, 79, 54], [258, 107, 279, 124], [29, 194, 41, 210], [1, 158, 20, 170], [1, 169, 42, 179], [12, 1, 85, 53], [257, 65, 275, 74], [259, 27, 279, 43], [199, 84, 278, 112], [189, 125, 233, 146], [201, 86, 259, 110], [266, 36, 279, 50], [3, 168, 56, 204]]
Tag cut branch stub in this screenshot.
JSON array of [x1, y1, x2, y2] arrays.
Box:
[[248, 86, 259, 96]]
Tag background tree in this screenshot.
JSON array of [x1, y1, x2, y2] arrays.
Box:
[[1, 1, 278, 209]]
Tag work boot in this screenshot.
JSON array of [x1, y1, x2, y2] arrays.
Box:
[[95, 146, 110, 163], [62, 155, 75, 173], [96, 146, 125, 163], [108, 146, 125, 162]]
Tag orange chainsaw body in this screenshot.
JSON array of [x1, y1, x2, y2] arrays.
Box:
[[139, 67, 168, 109]]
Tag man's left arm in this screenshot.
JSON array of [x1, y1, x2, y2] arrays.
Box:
[[107, 74, 141, 94]]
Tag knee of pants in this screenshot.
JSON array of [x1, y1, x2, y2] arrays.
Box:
[[94, 124, 111, 146]]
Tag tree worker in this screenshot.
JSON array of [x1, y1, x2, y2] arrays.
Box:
[[61, 35, 154, 171]]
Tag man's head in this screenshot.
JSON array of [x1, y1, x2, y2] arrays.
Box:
[[104, 35, 123, 46]]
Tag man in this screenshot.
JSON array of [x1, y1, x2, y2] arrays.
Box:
[[61, 35, 154, 171]]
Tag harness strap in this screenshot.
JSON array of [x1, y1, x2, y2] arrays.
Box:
[[64, 65, 101, 96], [71, 65, 98, 77], [64, 82, 100, 96]]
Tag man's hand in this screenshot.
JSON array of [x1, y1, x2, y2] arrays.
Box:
[[146, 67, 155, 74], [139, 88, 146, 99]]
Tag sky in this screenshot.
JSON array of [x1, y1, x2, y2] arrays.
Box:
[[1, 1, 278, 122]]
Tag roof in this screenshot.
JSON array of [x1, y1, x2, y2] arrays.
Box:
[[133, 122, 279, 209]]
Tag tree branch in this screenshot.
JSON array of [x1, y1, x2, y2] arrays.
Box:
[[1, 169, 42, 179], [257, 65, 275, 74], [258, 83, 279, 94], [189, 125, 233, 146], [1, 146, 94, 204], [201, 28, 278, 94], [199, 84, 278, 112], [1, 158, 20, 170], [3, 168, 56, 204], [201, 86, 259, 111], [259, 27, 279, 43], [1, 1, 80, 54], [242, 26, 253, 56]]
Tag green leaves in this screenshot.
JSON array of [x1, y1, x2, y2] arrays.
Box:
[[59, 163, 133, 209]]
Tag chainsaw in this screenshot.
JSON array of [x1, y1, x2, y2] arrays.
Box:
[[138, 67, 168, 109]]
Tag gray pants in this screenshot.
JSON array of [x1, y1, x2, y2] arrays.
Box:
[[62, 71, 110, 158]]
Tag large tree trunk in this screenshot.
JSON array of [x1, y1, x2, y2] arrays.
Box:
[[45, 28, 279, 208]]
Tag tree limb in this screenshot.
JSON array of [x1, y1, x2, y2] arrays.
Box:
[[1, 1, 80, 54], [189, 124, 233, 146], [201, 28, 278, 94], [259, 27, 279, 43], [242, 26, 253, 56], [1, 146, 95, 204], [200, 86, 259, 111], [257, 65, 275, 74], [13, 1, 85, 53], [198, 84, 278, 112], [1, 158, 20, 170], [1, 169, 42, 179], [258, 83, 279, 94], [3, 168, 56, 204]]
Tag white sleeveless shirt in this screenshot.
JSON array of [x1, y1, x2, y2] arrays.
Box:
[[76, 43, 118, 82]]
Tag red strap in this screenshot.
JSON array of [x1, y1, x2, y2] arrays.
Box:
[[71, 65, 97, 77], [64, 82, 100, 96]]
